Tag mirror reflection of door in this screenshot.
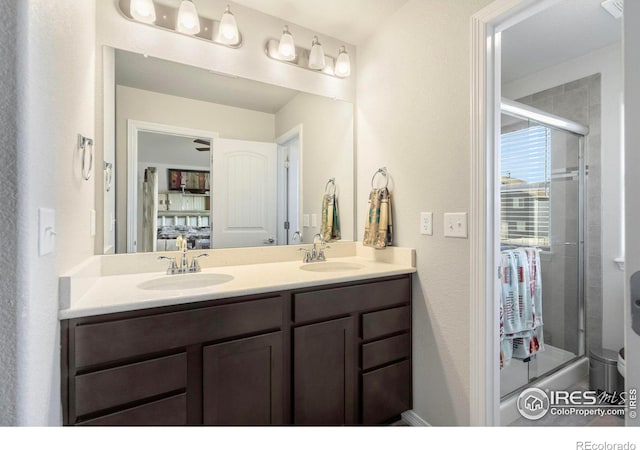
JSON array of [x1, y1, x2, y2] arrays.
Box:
[[212, 137, 278, 248]]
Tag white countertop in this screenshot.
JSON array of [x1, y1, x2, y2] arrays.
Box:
[[59, 251, 416, 320]]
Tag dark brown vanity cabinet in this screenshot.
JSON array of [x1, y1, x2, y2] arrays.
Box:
[[293, 317, 357, 425], [62, 274, 412, 426], [202, 332, 284, 425]]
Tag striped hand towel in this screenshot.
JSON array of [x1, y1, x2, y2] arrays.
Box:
[[363, 188, 393, 249], [321, 193, 341, 241]]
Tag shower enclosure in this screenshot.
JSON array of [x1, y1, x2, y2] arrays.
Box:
[[499, 98, 587, 398]]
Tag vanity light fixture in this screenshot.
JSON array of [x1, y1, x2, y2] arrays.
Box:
[[334, 46, 351, 78], [118, 0, 243, 48], [278, 25, 296, 61], [176, 0, 201, 35], [308, 36, 326, 70], [130, 0, 156, 24], [265, 36, 351, 79], [216, 5, 240, 45]]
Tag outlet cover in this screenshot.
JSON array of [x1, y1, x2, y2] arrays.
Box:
[[420, 212, 433, 235], [444, 212, 468, 238]]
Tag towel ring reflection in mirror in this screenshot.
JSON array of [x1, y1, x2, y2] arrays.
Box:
[[78, 134, 94, 181], [104, 162, 113, 192], [325, 178, 336, 195], [371, 167, 389, 189]]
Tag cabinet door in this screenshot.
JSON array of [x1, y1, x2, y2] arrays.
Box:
[[203, 332, 283, 425], [294, 317, 356, 425], [362, 360, 411, 424]]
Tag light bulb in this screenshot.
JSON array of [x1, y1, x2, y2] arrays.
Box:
[[130, 0, 156, 24], [308, 36, 326, 70], [278, 26, 296, 61], [176, 0, 201, 35], [216, 5, 239, 45], [335, 46, 351, 78]]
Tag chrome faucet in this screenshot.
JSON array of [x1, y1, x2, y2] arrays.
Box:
[[158, 235, 209, 275], [298, 234, 330, 263]]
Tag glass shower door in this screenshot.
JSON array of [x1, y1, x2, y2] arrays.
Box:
[[499, 111, 585, 398]]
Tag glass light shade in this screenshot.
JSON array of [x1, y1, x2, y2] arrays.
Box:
[[130, 0, 156, 23], [176, 0, 201, 35], [216, 6, 239, 45], [308, 36, 326, 70], [335, 47, 351, 78], [278, 26, 296, 61]]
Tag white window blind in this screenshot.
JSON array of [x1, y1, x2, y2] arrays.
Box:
[[500, 125, 551, 248]]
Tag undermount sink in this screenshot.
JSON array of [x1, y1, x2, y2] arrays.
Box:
[[299, 262, 365, 273], [137, 273, 234, 291]]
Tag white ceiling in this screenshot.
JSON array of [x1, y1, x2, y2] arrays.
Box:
[[115, 49, 298, 114], [139, 132, 210, 168], [230, 0, 409, 45], [501, 0, 622, 84]]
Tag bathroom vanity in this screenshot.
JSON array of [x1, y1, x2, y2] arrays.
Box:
[[59, 245, 415, 426]]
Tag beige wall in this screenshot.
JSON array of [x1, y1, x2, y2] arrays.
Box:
[[356, 0, 492, 425], [16, 0, 96, 425], [115, 85, 276, 253], [275, 93, 355, 242]]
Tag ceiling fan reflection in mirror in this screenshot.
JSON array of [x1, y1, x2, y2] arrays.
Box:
[[194, 138, 211, 152]]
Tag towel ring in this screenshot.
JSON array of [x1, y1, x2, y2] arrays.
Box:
[[325, 178, 336, 195], [371, 167, 389, 189], [79, 134, 94, 181]]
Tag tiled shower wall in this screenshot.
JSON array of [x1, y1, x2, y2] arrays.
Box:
[[516, 74, 602, 353]]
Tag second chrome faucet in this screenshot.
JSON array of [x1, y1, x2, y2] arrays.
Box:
[[158, 235, 209, 275], [298, 233, 329, 263]]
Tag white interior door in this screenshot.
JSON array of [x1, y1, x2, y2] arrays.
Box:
[[624, 1, 640, 427], [212, 138, 277, 248]]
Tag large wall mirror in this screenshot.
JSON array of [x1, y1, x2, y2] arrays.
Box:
[[105, 48, 355, 254]]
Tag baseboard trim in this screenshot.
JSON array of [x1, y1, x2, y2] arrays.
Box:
[[401, 410, 430, 426]]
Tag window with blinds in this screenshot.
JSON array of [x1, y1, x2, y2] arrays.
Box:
[[500, 125, 551, 248]]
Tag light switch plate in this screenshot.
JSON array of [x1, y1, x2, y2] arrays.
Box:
[[311, 214, 318, 227], [38, 208, 56, 256], [444, 212, 468, 238], [303, 214, 310, 227], [420, 212, 433, 235]]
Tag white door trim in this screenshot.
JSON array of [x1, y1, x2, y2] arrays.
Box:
[[276, 125, 304, 245], [469, 0, 561, 426], [126, 120, 218, 253]]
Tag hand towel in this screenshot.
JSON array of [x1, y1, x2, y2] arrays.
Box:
[[363, 188, 393, 249], [321, 193, 341, 241]]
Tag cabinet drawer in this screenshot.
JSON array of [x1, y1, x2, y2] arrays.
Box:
[[362, 306, 410, 340], [75, 353, 187, 417], [294, 277, 410, 323], [362, 333, 410, 371], [74, 297, 283, 368], [362, 360, 411, 424], [79, 394, 187, 426]]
